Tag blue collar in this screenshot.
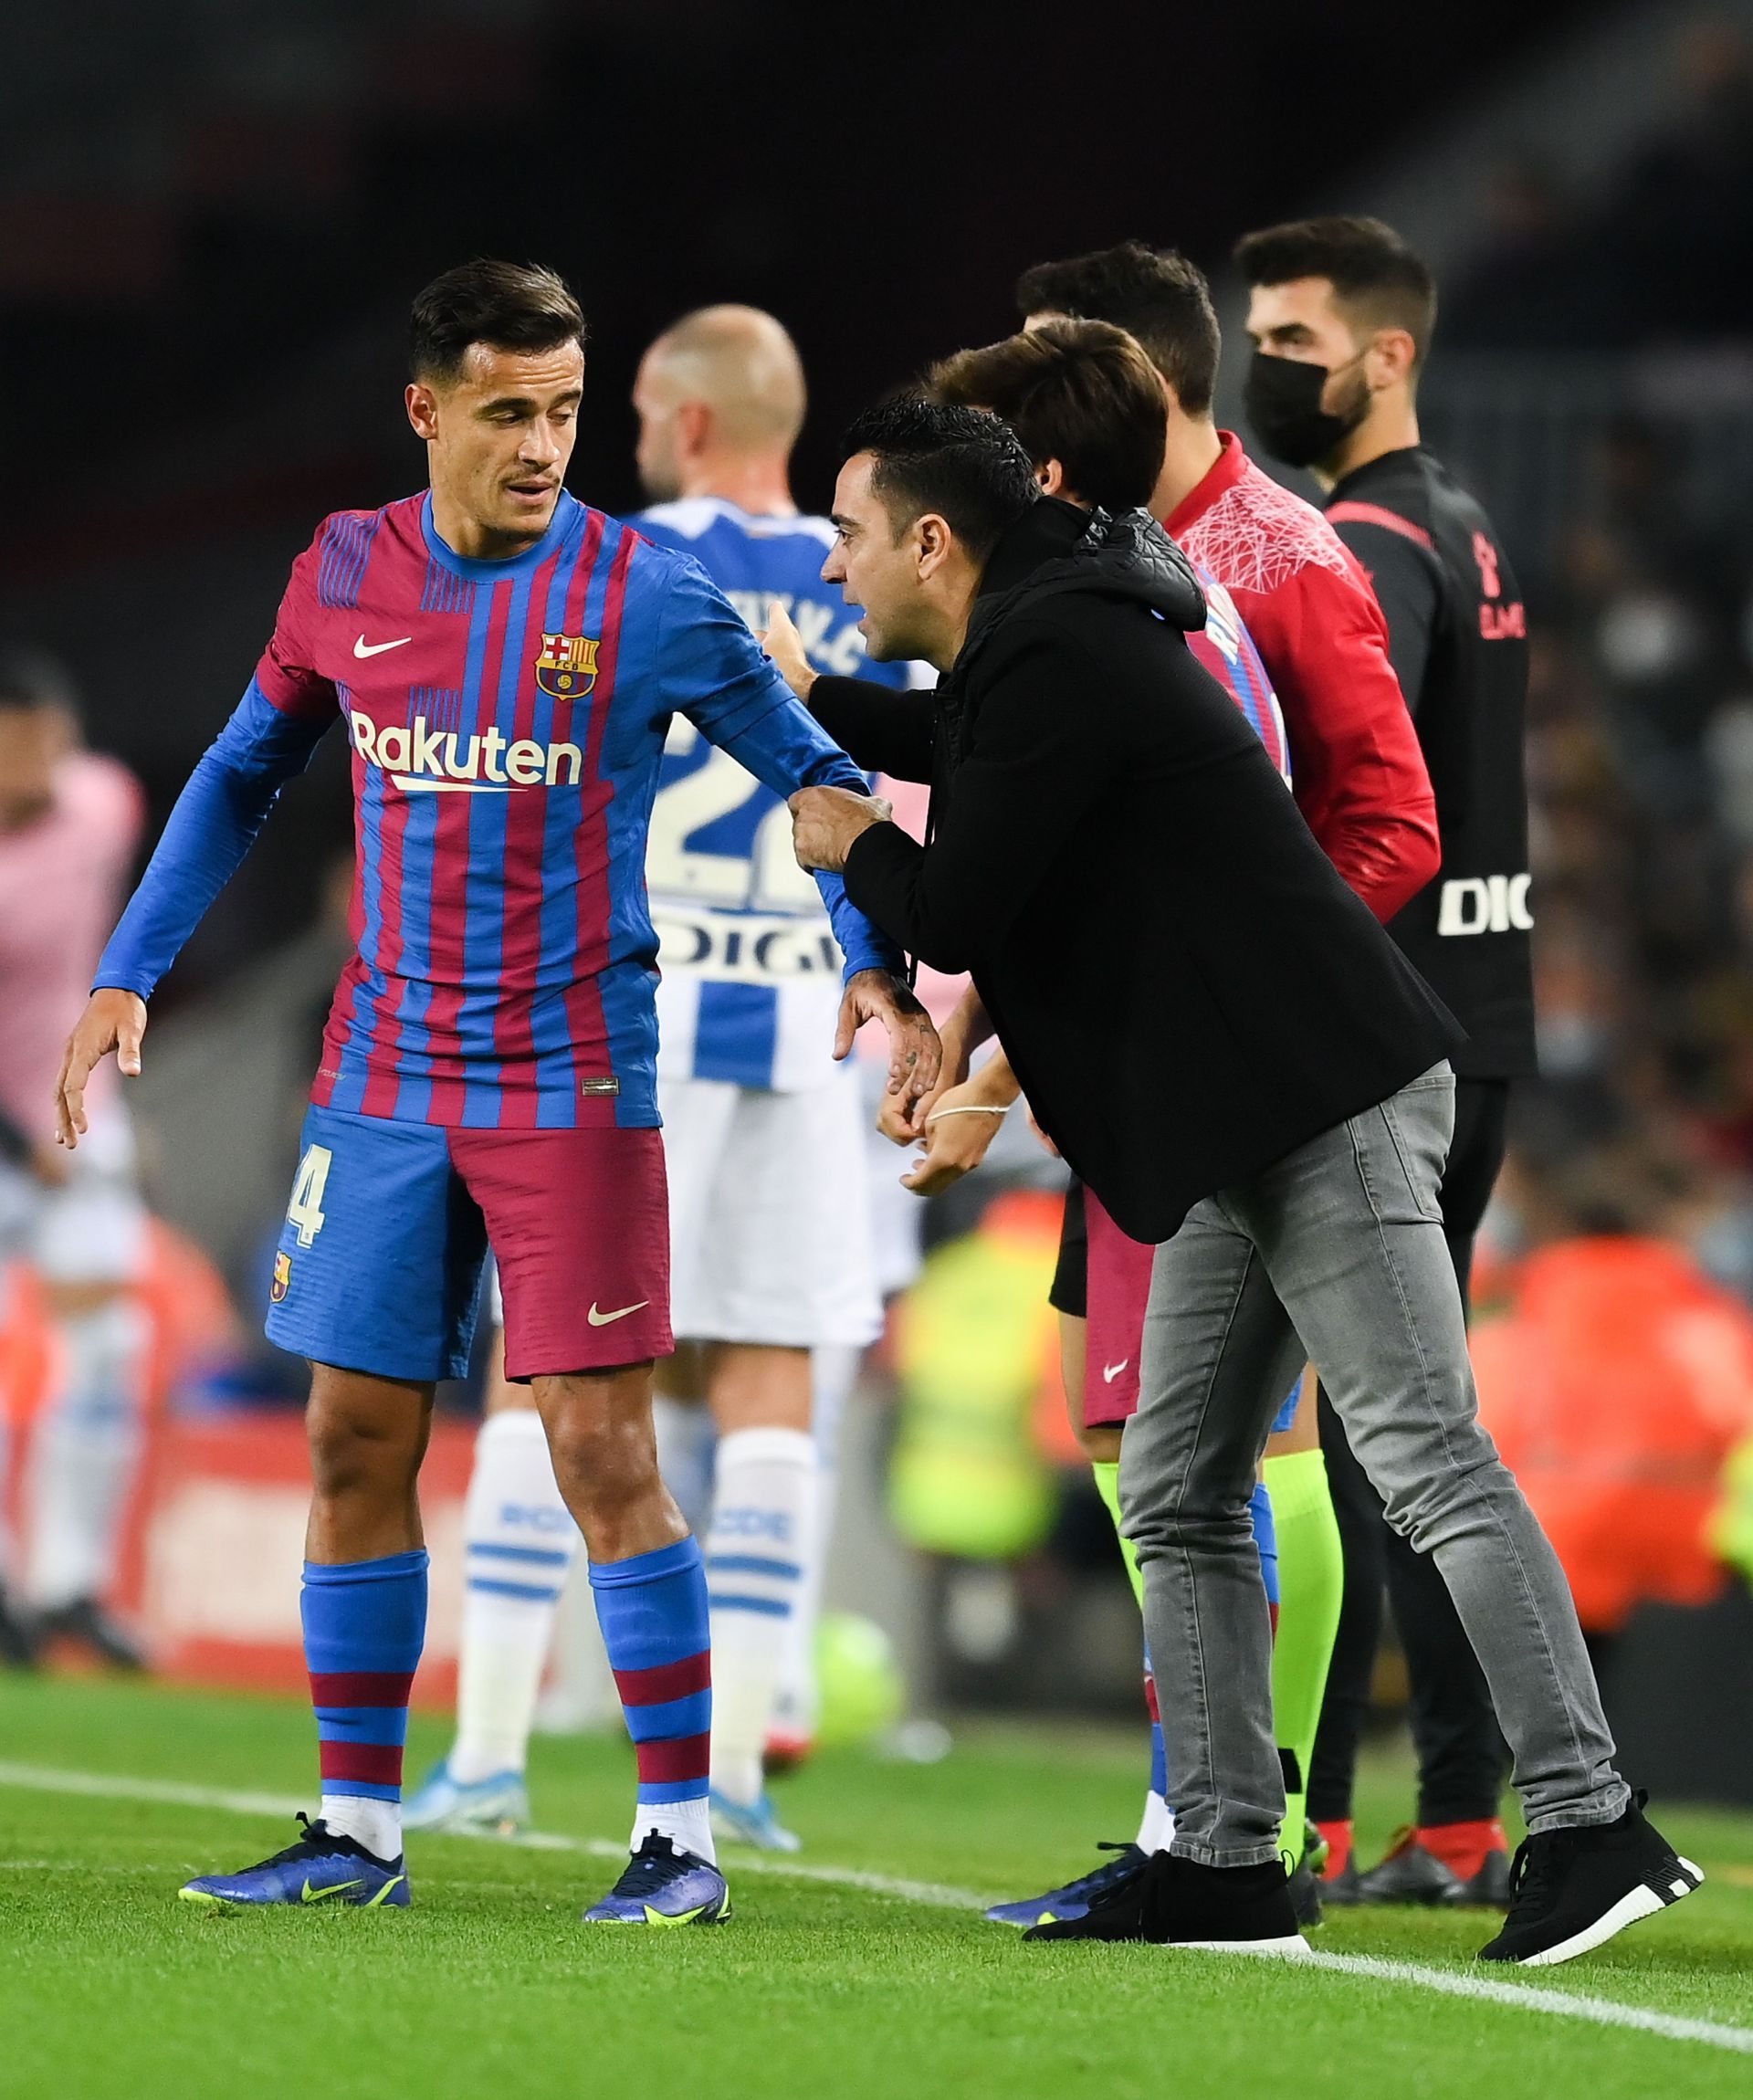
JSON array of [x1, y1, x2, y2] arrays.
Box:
[[420, 488, 584, 582]]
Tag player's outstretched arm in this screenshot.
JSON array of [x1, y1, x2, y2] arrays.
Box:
[[55, 990, 146, 1150]]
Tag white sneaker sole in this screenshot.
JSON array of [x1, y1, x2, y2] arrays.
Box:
[[1514, 1856, 1704, 1968], [1171, 1934, 1314, 1958]]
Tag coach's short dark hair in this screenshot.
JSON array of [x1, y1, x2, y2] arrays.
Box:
[[1014, 242, 1219, 418], [409, 259, 587, 383], [1234, 216, 1437, 365], [842, 398, 1039, 562], [928, 320, 1166, 516]]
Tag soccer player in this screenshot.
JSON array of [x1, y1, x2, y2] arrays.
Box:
[[54, 261, 936, 1923], [1237, 215, 1535, 1906], [406, 305, 909, 1851], [0, 650, 150, 1669], [961, 241, 1439, 1919]]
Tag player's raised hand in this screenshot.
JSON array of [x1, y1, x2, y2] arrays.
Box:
[[55, 989, 146, 1150], [899, 1074, 1013, 1196], [836, 968, 940, 1125], [758, 599, 816, 699]]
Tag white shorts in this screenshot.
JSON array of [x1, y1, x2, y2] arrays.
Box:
[[0, 1109, 147, 1287], [661, 1066, 881, 1349]]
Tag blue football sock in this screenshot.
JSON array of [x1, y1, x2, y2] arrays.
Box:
[[591, 1535, 714, 1863], [302, 1548, 427, 1859]]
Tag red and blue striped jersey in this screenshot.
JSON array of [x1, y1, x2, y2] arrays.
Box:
[[96, 490, 899, 1129], [1187, 564, 1290, 786]]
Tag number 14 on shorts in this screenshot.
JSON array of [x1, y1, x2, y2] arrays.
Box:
[[288, 1143, 333, 1247]]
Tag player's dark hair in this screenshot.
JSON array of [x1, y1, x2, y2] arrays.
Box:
[[0, 645, 79, 718], [928, 320, 1167, 515], [408, 259, 587, 384], [841, 398, 1039, 562], [1234, 216, 1437, 365], [1014, 242, 1219, 418]]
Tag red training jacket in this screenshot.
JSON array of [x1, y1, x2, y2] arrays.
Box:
[[1164, 433, 1440, 922]]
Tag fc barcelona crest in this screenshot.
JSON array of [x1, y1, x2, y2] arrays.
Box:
[[535, 632, 599, 700], [271, 1251, 292, 1304]]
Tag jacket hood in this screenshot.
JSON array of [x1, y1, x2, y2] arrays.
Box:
[[973, 499, 1207, 638]]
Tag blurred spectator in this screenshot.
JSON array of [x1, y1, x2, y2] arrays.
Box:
[[1473, 1142, 1753, 1684], [1449, 22, 1753, 350]]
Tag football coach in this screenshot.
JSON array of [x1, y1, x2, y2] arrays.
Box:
[[788, 397, 1695, 1967]]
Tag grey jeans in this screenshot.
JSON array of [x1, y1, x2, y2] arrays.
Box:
[[1118, 1064, 1629, 1867]]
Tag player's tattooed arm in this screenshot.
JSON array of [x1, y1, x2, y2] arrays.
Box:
[[54, 988, 147, 1150], [835, 969, 941, 1129], [876, 983, 992, 1146]]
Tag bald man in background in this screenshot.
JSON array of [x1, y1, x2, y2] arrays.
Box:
[[406, 309, 916, 1852]]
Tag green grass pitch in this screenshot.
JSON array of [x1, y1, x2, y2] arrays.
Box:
[[2, 1674, 1751, 2098]]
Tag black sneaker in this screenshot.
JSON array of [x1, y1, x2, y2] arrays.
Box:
[[1355, 1828, 1463, 1906], [1476, 1793, 1702, 1967], [1025, 1851, 1310, 1956], [36, 1597, 147, 1670], [1287, 1860, 1325, 1928], [1454, 1844, 1513, 1908]]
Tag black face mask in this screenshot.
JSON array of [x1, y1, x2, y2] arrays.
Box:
[[1243, 350, 1367, 470]]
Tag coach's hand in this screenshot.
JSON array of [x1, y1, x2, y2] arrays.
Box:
[[759, 600, 817, 700], [837, 969, 940, 1126], [55, 989, 146, 1151], [790, 783, 890, 874]]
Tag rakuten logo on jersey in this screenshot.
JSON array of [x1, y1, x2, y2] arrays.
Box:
[[350, 713, 583, 794], [1437, 874, 1534, 936]]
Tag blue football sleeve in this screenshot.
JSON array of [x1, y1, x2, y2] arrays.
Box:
[[656, 556, 905, 982], [94, 681, 335, 998]]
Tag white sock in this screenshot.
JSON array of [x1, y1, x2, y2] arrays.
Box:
[[320, 1794, 403, 1862], [449, 1410, 580, 1784], [632, 1794, 715, 1863], [773, 1347, 857, 1747], [26, 1298, 148, 1609], [653, 1394, 716, 1534], [1136, 1791, 1176, 1854], [706, 1425, 814, 1808]]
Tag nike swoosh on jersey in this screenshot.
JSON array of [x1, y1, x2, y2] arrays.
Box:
[[301, 1876, 363, 1903], [353, 634, 414, 658], [1102, 1360, 1129, 1383], [587, 1300, 650, 1327]]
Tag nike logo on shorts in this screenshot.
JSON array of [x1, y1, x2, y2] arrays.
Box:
[[353, 634, 413, 658], [588, 1300, 650, 1327], [1103, 1360, 1129, 1383]]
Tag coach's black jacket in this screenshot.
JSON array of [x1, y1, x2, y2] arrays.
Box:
[[816, 498, 1464, 1243]]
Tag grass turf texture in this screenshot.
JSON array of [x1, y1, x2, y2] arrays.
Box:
[[2, 1675, 1751, 2098]]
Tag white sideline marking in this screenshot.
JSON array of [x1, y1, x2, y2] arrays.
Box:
[[1301, 1951, 1753, 2055], [3, 1761, 1749, 2055]]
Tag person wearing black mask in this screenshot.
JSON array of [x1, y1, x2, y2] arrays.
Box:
[[1238, 215, 1536, 1910], [785, 397, 1697, 1967]]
